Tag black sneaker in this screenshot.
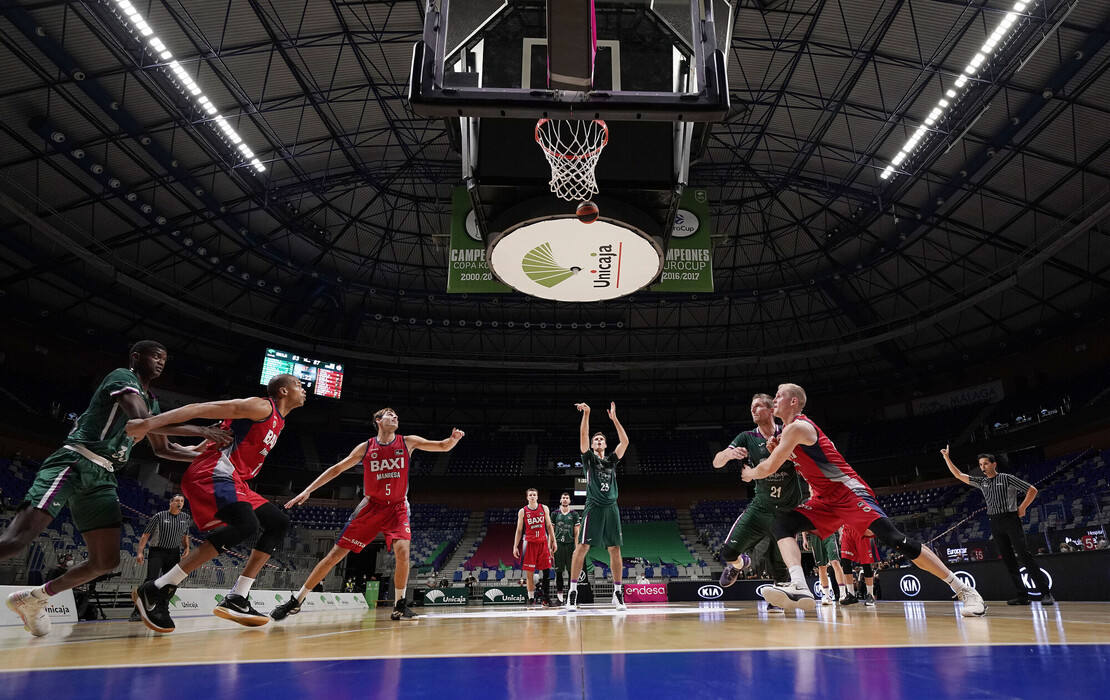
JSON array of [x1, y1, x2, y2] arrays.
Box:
[[1007, 596, 1031, 605], [132, 582, 176, 633], [566, 589, 578, 611], [270, 595, 303, 621], [841, 592, 860, 606], [863, 593, 876, 607], [213, 594, 270, 627], [391, 600, 416, 620], [1039, 594, 1056, 606]]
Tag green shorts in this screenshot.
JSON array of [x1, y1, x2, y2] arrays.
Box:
[[554, 541, 575, 573], [807, 532, 841, 566], [23, 446, 122, 532], [578, 503, 622, 548], [722, 504, 790, 581]]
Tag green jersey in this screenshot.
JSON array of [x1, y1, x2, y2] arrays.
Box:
[[582, 449, 620, 506], [729, 427, 804, 510], [552, 508, 582, 543], [67, 368, 159, 468]]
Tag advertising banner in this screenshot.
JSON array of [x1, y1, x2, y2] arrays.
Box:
[[156, 588, 368, 619], [880, 550, 1110, 602], [650, 188, 713, 292], [364, 580, 380, 608], [622, 583, 668, 603], [912, 380, 1004, 416], [667, 578, 818, 602], [422, 587, 469, 606], [482, 585, 528, 605], [0, 586, 78, 626]]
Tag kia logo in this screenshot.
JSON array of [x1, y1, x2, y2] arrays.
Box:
[[698, 585, 724, 599], [899, 574, 922, 597], [953, 571, 977, 590], [1018, 566, 1053, 596]]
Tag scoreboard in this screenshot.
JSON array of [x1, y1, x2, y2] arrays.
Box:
[[259, 348, 344, 399]]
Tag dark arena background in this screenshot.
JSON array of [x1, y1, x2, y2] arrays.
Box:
[[1, 1, 1109, 698]]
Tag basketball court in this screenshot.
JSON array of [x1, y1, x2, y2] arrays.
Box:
[[3, 602, 1109, 696]]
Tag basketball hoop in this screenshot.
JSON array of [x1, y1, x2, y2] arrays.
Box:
[[534, 118, 608, 203]]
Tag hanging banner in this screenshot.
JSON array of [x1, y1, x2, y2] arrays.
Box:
[[447, 187, 512, 293], [650, 188, 713, 292]]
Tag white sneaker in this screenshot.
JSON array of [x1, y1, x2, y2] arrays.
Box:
[[957, 586, 987, 617], [612, 589, 627, 611], [761, 582, 816, 613], [6, 589, 51, 637], [565, 589, 578, 611], [820, 593, 833, 606]]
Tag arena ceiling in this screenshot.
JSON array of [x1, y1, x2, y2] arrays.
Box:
[[1, 0, 1109, 395]]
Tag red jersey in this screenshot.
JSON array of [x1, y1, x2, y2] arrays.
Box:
[[522, 505, 548, 542], [790, 414, 877, 503], [362, 434, 410, 505], [195, 398, 284, 480]]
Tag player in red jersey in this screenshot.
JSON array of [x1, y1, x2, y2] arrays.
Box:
[[839, 523, 878, 606], [125, 374, 307, 632], [270, 407, 464, 622], [743, 383, 986, 616], [513, 488, 557, 606]]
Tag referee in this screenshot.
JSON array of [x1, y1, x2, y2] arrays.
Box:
[[131, 494, 192, 618], [941, 447, 1054, 605]]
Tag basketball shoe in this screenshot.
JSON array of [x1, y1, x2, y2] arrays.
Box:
[[841, 591, 860, 606], [214, 594, 270, 627], [766, 603, 785, 614], [565, 589, 578, 611], [761, 582, 816, 612], [391, 599, 416, 620], [270, 595, 303, 621], [612, 588, 627, 611], [6, 589, 51, 637], [132, 581, 176, 633], [718, 553, 750, 588], [863, 593, 876, 607], [956, 586, 987, 617]]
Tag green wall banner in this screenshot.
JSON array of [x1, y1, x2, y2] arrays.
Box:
[[447, 187, 512, 293], [650, 188, 713, 292], [482, 585, 528, 605], [423, 587, 469, 606]]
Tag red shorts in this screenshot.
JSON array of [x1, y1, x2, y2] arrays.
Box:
[[840, 525, 876, 564], [522, 538, 552, 571], [182, 462, 269, 531], [795, 491, 885, 539], [337, 499, 411, 553]]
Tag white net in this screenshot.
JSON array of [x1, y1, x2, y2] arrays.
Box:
[[534, 119, 609, 202]]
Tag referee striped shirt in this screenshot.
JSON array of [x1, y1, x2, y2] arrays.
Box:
[[143, 510, 192, 549], [968, 472, 1034, 515]]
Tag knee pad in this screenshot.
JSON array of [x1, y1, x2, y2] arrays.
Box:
[[253, 502, 290, 555], [771, 510, 813, 541], [861, 563, 874, 578], [869, 517, 923, 560], [206, 503, 259, 553]]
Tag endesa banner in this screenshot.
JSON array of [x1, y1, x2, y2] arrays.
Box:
[[622, 583, 668, 603]]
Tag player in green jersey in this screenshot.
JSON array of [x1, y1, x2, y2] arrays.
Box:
[[802, 531, 849, 605], [0, 341, 225, 636], [567, 402, 628, 611], [551, 491, 581, 602], [712, 393, 805, 611]]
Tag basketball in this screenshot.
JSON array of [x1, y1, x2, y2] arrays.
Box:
[[576, 200, 599, 224]]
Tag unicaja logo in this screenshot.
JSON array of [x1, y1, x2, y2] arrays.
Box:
[[899, 574, 922, 597], [953, 571, 977, 590], [425, 590, 445, 603], [1019, 566, 1053, 596], [485, 588, 504, 602], [698, 585, 724, 600], [522, 243, 576, 288]]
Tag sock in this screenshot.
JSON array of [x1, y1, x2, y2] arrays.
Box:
[[943, 573, 963, 593], [838, 585, 847, 598], [155, 565, 189, 589], [31, 586, 50, 601], [395, 587, 406, 604], [230, 575, 255, 598], [569, 581, 578, 594], [866, 582, 874, 596], [614, 582, 623, 592], [295, 586, 308, 603], [788, 565, 806, 589], [528, 590, 535, 600]]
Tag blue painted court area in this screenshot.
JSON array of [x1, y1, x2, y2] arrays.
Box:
[[5, 644, 1108, 699]]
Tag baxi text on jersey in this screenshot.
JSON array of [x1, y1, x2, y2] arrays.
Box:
[[367, 457, 405, 472]]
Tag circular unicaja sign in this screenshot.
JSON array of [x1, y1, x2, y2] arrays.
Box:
[[488, 217, 663, 302]]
